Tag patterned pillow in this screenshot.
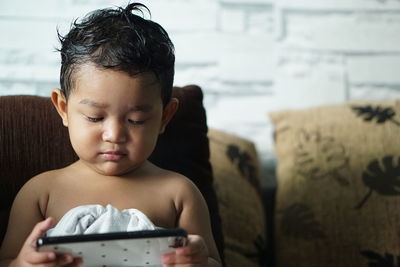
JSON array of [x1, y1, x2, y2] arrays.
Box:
[[269, 99, 400, 267], [208, 128, 267, 267]]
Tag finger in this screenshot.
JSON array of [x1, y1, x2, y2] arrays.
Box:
[[24, 250, 56, 264], [163, 264, 203, 267], [162, 248, 207, 265], [162, 253, 194, 265], [63, 257, 83, 267], [56, 254, 75, 266], [26, 252, 79, 266], [36, 262, 75, 267], [177, 235, 208, 256], [55, 254, 83, 267], [163, 252, 205, 265], [25, 217, 54, 248], [22, 218, 57, 264]]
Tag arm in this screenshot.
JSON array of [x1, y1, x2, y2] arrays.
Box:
[[0, 177, 47, 264], [162, 177, 222, 267], [0, 176, 81, 267]]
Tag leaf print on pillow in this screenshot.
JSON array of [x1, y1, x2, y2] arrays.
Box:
[[226, 144, 258, 188], [351, 105, 400, 126], [360, 250, 400, 267], [294, 129, 350, 186], [281, 203, 326, 240], [244, 235, 268, 267], [355, 155, 400, 209]]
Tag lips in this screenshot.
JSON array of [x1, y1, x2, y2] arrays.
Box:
[[100, 151, 126, 161]]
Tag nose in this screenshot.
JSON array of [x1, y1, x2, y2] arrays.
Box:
[[102, 120, 127, 143]]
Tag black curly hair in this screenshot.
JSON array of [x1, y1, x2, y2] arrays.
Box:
[[57, 2, 175, 106]]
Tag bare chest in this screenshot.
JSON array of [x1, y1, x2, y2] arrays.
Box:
[[45, 179, 177, 229]]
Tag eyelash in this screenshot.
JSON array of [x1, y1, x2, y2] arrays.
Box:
[[128, 119, 145, 125], [87, 117, 103, 122], [86, 117, 144, 125]]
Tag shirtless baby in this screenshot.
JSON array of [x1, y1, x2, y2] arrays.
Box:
[[0, 3, 222, 267]]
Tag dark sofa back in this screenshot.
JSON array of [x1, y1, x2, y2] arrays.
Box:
[[0, 85, 224, 258]]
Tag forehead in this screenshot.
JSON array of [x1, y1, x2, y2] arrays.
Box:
[[70, 64, 162, 97]]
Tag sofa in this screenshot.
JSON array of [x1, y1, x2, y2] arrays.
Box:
[[0, 85, 268, 267], [3, 85, 395, 267]]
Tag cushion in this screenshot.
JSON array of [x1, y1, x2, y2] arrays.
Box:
[[149, 85, 224, 258], [269, 99, 400, 267], [208, 128, 266, 267], [0, 95, 77, 242], [0, 85, 224, 260]]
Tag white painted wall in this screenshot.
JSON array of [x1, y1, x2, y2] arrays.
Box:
[[1, 0, 400, 183]]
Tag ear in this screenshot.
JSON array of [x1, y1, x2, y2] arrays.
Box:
[[51, 89, 69, 127], [159, 98, 179, 134]]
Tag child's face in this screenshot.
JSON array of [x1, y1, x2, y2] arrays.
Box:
[[52, 64, 176, 176]]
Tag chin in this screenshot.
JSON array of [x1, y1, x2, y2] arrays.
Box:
[[83, 158, 145, 176], [99, 167, 130, 176], [97, 163, 140, 176]]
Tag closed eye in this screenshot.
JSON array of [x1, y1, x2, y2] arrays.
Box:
[[128, 119, 145, 125], [87, 117, 103, 122]]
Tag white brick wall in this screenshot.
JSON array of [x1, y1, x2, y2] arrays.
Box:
[[1, 0, 400, 184]]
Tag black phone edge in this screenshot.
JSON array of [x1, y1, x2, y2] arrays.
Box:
[[37, 228, 187, 247]]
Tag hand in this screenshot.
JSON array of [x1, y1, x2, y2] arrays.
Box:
[[10, 218, 82, 267], [162, 234, 208, 267]]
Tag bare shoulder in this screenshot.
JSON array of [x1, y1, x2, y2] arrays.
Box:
[[18, 168, 62, 197], [161, 169, 196, 189], [152, 166, 207, 216], [0, 168, 66, 260], [156, 168, 202, 201], [11, 168, 66, 221], [148, 166, 206, 215]]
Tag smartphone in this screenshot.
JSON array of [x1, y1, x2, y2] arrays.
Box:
[[36, 228, 187, 267]]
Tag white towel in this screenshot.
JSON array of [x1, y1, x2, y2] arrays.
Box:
[[46, 204, 156, 236]]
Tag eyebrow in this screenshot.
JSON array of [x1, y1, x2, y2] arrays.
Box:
[[79, 99, 108, 108], [79, 99, 153, 112]]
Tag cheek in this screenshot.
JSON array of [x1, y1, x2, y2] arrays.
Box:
[[132, 128, 157, 146], [131, 125, 161, 151], [68, 124, 99, 148]]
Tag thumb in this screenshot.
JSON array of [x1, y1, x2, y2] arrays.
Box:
[[176, 235, 207, 256], [24, 217, 54, 248]]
